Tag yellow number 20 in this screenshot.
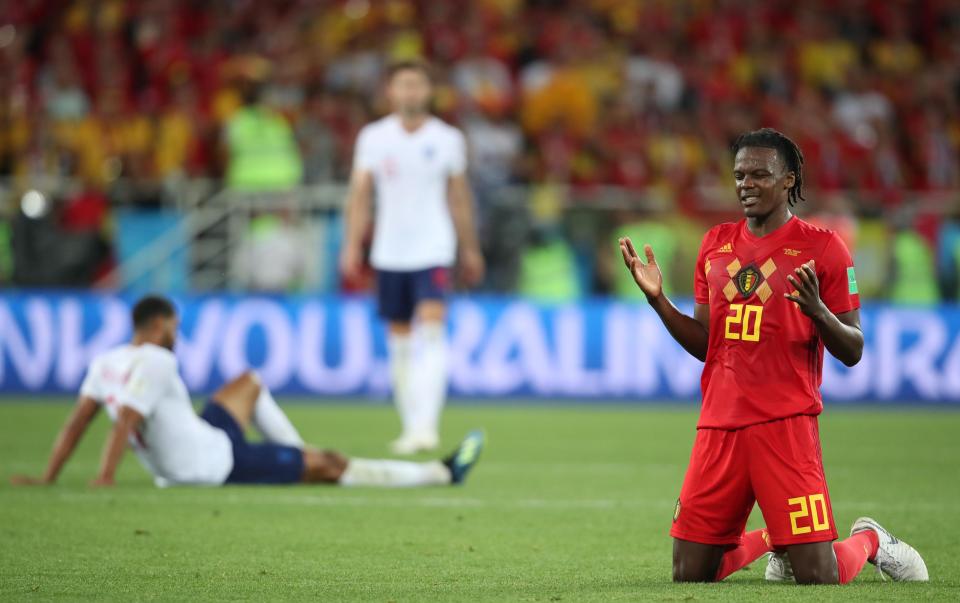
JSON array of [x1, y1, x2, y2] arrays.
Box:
[[788, 494, 830, 535], [724, 304, 763, 342]]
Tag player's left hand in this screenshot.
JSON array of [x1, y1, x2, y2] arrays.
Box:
[[459, 247, 485, 287], [784, 260, 828, 320], [89, 476, 115, 488]]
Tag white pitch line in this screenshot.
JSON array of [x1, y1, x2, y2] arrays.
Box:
[[35, 491, 960, 514], [45, 490, 673, 511]]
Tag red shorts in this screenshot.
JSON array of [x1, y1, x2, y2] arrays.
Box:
[[669, 414, 838, 548]]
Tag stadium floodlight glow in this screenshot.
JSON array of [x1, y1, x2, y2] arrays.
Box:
[[21, 189, 49, 219]]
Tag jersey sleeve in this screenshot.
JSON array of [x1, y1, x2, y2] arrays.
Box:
[[79, 358, 103, 402], [693, 231, 712, 305], [818, 232, 861, 315], [352, 127, 376, 172], [116, 353, 173, 418], [448, 129, 467, 176]]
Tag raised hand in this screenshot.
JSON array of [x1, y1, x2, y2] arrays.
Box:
[[619, 237, 663, 299], [459, 247, 486, 287], [339, 244, 363, 282], [784, 260, 828, 319]]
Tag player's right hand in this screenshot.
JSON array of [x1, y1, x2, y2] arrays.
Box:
[[339, 244, 363, 281], [459, 247, 486, 287], [619, 237, 663, 299], [9, 475, 49, 486]]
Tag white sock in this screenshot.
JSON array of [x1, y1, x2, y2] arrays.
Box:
[[252, 382, 304, 447], [339, 458, 451, 487], [388, 331, 416, 438], [410, 322, 448, 440]]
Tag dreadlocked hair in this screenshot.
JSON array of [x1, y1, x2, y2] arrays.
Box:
[[731, 128, 805, 206]]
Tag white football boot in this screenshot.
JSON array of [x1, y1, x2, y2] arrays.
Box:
[[764, 551, 794, 582], [850, 517, 929, 582]]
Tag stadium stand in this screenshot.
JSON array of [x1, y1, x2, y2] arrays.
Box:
[[0, 0, 958, 297]]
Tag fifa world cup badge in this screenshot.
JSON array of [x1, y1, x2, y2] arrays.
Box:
[[673, 499, 682, 522]]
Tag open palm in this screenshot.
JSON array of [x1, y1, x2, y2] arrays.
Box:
[[619, 237, 663, 299]]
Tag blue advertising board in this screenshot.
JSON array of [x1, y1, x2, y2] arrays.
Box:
[[1, 292, 959, 402]]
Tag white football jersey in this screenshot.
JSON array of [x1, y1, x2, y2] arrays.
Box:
[[353, 114, 466, 271], [80, 343, 233, 486]]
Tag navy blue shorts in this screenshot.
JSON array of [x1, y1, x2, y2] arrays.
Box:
[[200, 402, 304, 484], [376, 267, 451, 322]]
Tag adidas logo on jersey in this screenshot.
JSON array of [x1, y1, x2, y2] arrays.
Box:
[[717, 243, 733, 253]]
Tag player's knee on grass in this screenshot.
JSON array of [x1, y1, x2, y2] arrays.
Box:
[[672, 539, 725, 582], [787, 542, 839, 585], [302, 449, 349, 483]]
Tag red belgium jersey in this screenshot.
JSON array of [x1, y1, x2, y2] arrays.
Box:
[[693, 216, 860, 429]]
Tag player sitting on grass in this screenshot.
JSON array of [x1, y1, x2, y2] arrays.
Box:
[[619, 128, 927, 584], [10, 295, 483, 489]]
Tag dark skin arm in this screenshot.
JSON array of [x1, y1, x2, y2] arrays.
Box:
[[10, 396, 100, 485], [785, 260, 864, 367], [91, 405, 145, 487], [620, 237, 710, 361]]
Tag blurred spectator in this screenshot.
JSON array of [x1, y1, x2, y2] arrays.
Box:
[[937, 206, 960, 302], [296, 89, 340, 185], [232, 213, 308, 292], [224, 78, 303, 191], [519, 225, 582, 302], [831, 72, 892, 149], [155, 83, 214, 181], [1, 0, 958, 301], [796, 10, 858, 91], [452, 32, 514, 114], [624, 41, 685, 112], [888, 210, 939, 305], [463, 108, 523, 191]]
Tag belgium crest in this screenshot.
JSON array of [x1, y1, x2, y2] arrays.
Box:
[[734, 265, 762, 298]]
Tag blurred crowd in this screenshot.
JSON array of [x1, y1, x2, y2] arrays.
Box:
[[1, 0, 959, 301]]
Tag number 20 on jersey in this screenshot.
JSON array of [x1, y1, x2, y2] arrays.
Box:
[[724, 304, 763, 342]]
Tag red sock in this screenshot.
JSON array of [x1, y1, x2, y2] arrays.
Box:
[[716, 529, 774, 581], [833, 531, 880, 584]]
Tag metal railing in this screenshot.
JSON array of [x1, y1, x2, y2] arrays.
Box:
[[3, 176, 956, 293]]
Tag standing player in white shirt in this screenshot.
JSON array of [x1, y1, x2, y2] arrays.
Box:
[[340, 61, 485, 454], [10, 296, 483, 488]]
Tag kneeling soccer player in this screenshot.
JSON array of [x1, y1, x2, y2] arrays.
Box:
[[10, 295, 483, 489], [618, 128, 927, 584]]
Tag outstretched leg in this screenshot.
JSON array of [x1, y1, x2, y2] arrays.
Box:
[[298, 444, 449, 486], [303, 430, 484, 487]]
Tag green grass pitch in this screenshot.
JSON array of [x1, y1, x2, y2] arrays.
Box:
[[1, 400, 959, 601]]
